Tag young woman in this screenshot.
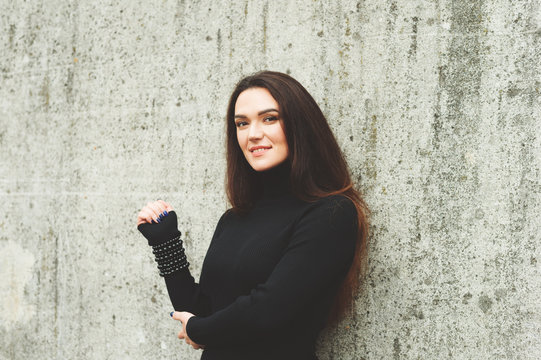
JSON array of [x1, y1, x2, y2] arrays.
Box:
[[136, 71, 369, 360]]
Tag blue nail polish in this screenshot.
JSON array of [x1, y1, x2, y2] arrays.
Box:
[[157, 218, 161, 223], [170, 311, 174, 317], [164, 211, 168, 216], [159, 214, 163, 220]]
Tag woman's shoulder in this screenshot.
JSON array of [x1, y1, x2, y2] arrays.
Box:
[[212, 208, 235, 233], [300, 194, 358, 224], [311, 194, 356, 211]]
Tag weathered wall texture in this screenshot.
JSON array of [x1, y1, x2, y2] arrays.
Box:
[[1, 0, 540, 359]]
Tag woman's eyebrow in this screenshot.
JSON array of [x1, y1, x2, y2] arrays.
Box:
[[258, 108, 279, 115], [234, 108, 279, 118]]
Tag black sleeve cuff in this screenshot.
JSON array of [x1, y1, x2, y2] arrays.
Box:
[[151, 234, 190, 277]]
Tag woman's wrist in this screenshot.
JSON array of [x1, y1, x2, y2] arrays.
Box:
[[151, 234, 190, 276], [137, 211, 190, 276]]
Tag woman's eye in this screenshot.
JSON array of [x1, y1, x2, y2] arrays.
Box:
[[235, 121, 248, 128], [263, 116, 278, 122]]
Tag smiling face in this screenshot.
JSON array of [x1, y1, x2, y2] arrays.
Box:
[[234, 87, 289, 172]]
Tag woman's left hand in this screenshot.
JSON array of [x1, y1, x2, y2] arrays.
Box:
[[172, 311, 204, 350]]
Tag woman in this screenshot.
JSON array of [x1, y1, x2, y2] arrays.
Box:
[[136, 71, 369, 360]]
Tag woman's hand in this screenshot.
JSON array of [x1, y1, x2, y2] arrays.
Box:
[[137, 200, 173, 226], [172, 311, 204, 350]]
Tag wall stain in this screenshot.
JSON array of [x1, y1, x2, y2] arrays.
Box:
[[9, 24, 16, 48], [362, 98, 378, 190], [509, 118, 536, 234], [393, 337, 401, 359], [262, 1, 268, 53], [25, 13, 37, 48], [478, 294, 493, 313], [413, 205, 421, 243], [217, 28, 222, 53], [39, 75, 50, 111], [387, 0, 398, 33], [506, 86, 522, 98], [408, 16, 419, 57], [66, 2, 79, 105], [345, 16, 351, 37], [424, 0, 484, 235], [66, 68, 74, 104]]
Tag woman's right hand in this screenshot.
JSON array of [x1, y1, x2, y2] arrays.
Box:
[[137, 200, 181, 246], [137, 200, 174, 226]]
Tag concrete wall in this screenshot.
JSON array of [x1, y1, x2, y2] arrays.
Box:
[[1, 0, 540, 359]]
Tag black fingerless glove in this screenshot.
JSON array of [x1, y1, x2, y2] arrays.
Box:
[[137, 211, 190, 277], [137, 210, 181, 246]]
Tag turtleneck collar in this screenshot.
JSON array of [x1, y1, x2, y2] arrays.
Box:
[[256, 160, 292, 199]]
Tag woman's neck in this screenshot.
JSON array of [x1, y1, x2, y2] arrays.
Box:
[[256, 161, 292, 198]]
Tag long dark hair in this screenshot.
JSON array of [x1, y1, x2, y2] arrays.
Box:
[[225, 70, 369, 324]]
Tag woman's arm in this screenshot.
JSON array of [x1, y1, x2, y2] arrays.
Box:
[[138, 205, 225, 315], [185, 195, 359, 346], [161, 211, 229, 316]]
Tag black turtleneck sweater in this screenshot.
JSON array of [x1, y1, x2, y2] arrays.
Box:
[[155, 162, 358, 360]]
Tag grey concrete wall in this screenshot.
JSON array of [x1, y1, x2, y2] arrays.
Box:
[[1, 0, 539, 359]]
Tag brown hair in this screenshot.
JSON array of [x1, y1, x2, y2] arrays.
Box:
[[225, 70, 369, 325]]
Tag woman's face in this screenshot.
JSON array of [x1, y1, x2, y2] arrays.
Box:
[[234, 87, 289, 172]]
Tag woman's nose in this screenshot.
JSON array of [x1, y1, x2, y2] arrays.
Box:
[[248, 122, 263, 140]]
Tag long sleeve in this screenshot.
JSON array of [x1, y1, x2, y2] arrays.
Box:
[[185, 195, 358, 346], [138, 210, 226, 316], [163, 211, 229, 316], [162, 269, 208, 315]]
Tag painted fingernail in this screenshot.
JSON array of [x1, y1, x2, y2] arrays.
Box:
[[170, 311, 174, 317], [159, 214, 163, 220], [164, 211, 168, 216], [157, 218, 161, 223]]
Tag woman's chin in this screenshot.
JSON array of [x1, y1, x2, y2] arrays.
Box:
[[249, 160, 285, 172]]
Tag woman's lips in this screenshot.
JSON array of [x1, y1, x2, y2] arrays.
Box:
[[251, 147, 271, 157]]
